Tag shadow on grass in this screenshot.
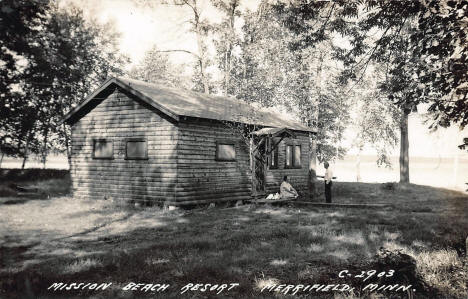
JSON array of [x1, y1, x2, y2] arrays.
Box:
[[0, 173, 71, 205], [2, 198, 30, 205], [51, 211, 137, 242], [0, 182, 467, 298]]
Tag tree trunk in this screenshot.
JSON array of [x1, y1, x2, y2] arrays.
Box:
[[22, 131, 32, 170], [308, 132, 317, 200], [307, 51, 323, 201], [399, 109, 410, 183], [41, 127, 49, 169], [224, 46, 231, 95], [356, 148, 362, 182], [42, 155, 47, 169], [194, 9, 209, 94], [198, 58, 209, 94], [0, 152, 4, 169], [21, 155, 27, 169], [224, 6, 235, 96]]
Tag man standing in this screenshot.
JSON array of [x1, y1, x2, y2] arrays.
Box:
[[324, 162, 333, 203], [280, 176, 298, 199]]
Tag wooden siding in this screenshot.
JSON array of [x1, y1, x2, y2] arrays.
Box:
[[265, 133, 310, 197], [175, 119, 310, 204], [175, 120, 252, 203], [70, 88, 178, 204], [70, 89, 311, 205]]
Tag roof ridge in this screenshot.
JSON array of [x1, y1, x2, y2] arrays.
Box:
[[116, 76, 252, 105]]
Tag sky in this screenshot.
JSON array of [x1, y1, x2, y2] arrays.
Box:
[[64, 0, 467, 159]]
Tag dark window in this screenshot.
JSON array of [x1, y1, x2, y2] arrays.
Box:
[[285, 145, 292, 167], [285, 144, 301, 168], [126, 138, 148, 160], [216, 140, 236, 161], [93, 139, 113, 159], [269, 147, 279, 169]]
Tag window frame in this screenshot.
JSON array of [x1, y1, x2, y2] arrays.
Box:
[[92, 138, 114, 160], [215, 140, 236, 161], [285, 143, 302, 169], [125, 137, 148, 160]]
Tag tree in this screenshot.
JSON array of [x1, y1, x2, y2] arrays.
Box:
[[413, 1, 467, 129], [0, 93, 42, 169], [459, 138, 468, 151], [1, 3, 127, 168], [130, 45, 191, 89], [275, 2, 351, 199], [211, 0, 241, 95], [158, 0, 213, 94], [279, 1, 467, 184], [349, 72, 400, 181], [41, 4, 127, 168], [0, 0, 48, 97], [0, 0, 50, 167], [229, 7, 285, 107], [229, 2, 350, 200], [342, 1, 466, 183]]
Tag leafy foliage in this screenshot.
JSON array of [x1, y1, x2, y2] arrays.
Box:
[[0, 0, 48, 96], [164, 0, 213, 94], [228, 3, 350, 161], [1, 2, 127, 167], [0, 0, 49, 160], [130, 45, 192, 89], [277, 0, 467, 181], [350, 67, 401, 168], [211, 0, 241, 95], [332, 0, 467, 129], [413, 1, 467, 128]]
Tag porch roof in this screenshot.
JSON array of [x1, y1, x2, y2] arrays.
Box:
[[251, 127, 297, 139]]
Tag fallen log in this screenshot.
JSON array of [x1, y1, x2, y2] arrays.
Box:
[[293, 201, 393, 209]]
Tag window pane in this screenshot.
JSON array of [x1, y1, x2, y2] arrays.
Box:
[[286, 145, 292, 166], [127, 141, 147, 159], [270, 149, 276, 167], [217, 144, 235, 160], [94, 140, 113, 158], [294, 145, 301, 167]]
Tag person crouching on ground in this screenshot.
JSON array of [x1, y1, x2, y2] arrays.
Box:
[[324, 162, 333, 203], [280, 176, 298, 199]]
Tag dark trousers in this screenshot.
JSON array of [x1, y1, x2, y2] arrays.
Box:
[[325, 181, 332, 203]]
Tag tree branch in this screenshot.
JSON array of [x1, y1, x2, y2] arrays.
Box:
[[344, 16, 408, 94], [157, 49, 201, 60]]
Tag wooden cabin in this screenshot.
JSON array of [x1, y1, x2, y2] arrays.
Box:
[[63, 77, 316, 206]]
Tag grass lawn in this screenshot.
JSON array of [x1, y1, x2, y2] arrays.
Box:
[[0, 171, 467, 298]]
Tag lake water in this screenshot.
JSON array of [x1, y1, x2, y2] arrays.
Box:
[[2, 154, 467, 192]]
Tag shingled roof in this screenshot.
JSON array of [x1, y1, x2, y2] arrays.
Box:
[[63, 77, 314, 132]]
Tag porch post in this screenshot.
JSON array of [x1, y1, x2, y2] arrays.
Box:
[[250, 136, 256, 198]]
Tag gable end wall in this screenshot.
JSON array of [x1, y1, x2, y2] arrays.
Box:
[[70, 88, 178, 204]]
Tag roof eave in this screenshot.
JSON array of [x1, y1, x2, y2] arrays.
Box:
[[61, 77, 114, 125], [180, 115, 316, 134], [113, 77, 179, 122]]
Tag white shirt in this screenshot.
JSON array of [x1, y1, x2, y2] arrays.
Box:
[[280, 181, 297, 198], [325, 168, 333, 183]]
